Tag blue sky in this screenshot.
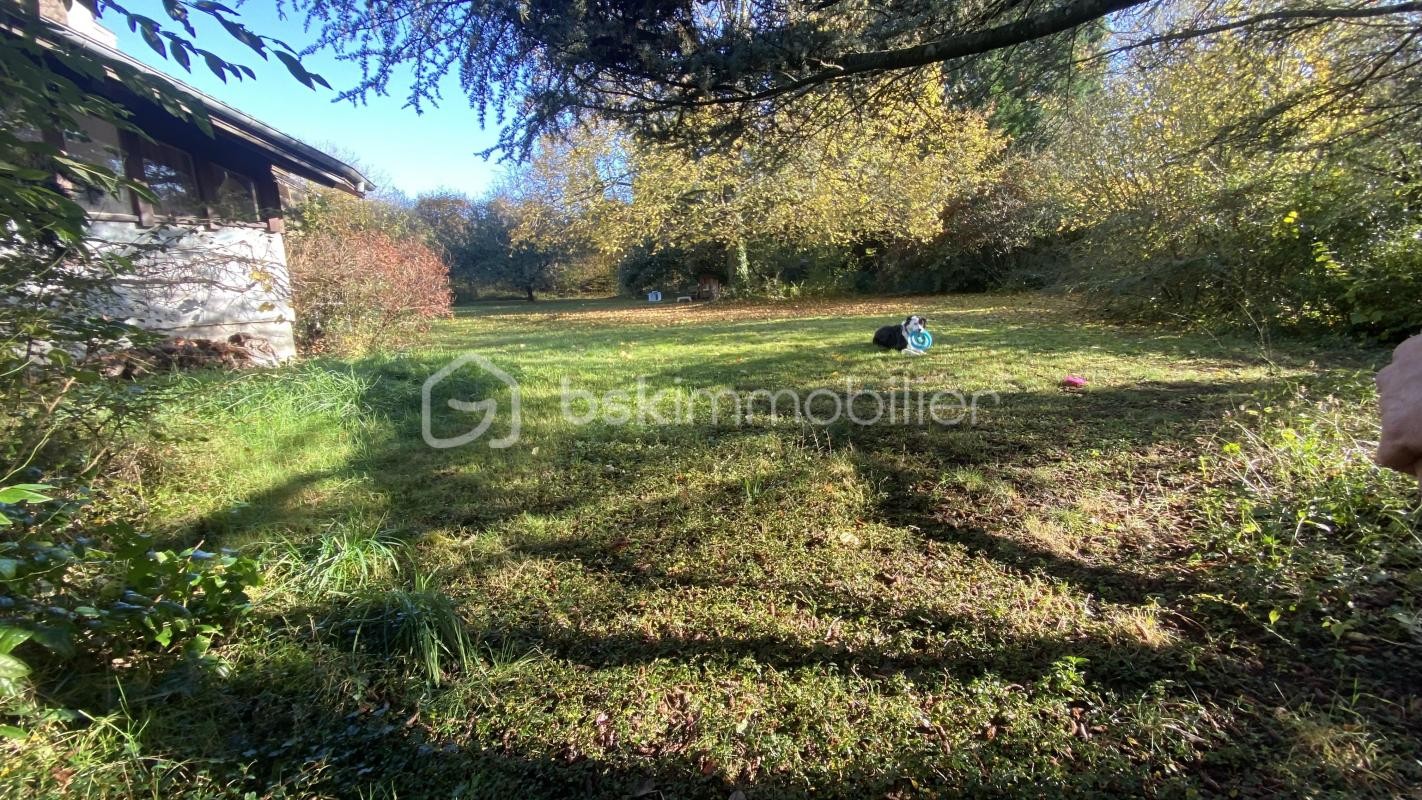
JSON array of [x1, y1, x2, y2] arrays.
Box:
[[106, 1, 503, 197]]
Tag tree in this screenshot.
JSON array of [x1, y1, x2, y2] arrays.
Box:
[[575, 76, 1008, 290], [438, 189, 571, 303], [1044, 0, 1422, 336], [498, 133, 627, 299], [485, 195, 564, 302], [279, 0, 1422, 154], [413, 191, 482, 298], [943, 18, 1109, 140], [414, 191, 478, 254]]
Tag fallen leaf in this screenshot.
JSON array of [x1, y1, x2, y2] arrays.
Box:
[[594, 711, 617, 748]]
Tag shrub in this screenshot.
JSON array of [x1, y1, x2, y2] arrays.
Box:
[[0, 485, 259, 734], [1039, 27, 1422, 341], [286, 190, 453, 354], [288, 226, 452, 355]]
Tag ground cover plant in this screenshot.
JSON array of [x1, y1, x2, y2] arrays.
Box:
[[4, 295, 1418, 798]]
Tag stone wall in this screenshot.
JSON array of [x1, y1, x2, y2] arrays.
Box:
[[88, 221, 298, 359]]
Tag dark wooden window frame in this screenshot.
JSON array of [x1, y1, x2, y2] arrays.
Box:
[[65, 124, 283, 233]]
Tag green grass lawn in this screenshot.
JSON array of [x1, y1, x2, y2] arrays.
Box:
[[16, 295, 1421, 798]]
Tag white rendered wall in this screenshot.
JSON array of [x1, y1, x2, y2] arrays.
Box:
[[88, 221, 298, 359]]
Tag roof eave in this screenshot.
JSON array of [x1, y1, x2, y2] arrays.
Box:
[[43, 20, 374, 196]]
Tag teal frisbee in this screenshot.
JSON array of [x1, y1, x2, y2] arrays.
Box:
[[908, 330, 932, 350]]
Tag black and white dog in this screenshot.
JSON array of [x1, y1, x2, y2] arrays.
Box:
[[872, 315, 930, 355]]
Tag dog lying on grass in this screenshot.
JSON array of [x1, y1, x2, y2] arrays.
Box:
[[872, 315, 930, 355]]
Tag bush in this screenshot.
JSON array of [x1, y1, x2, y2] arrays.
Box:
[[0, 485, 259, 734], [1039, 29, 1422, 342], [287, 190, 453, 354]]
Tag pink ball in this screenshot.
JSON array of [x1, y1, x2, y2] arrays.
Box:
[[1062, 375, 1087, 388]]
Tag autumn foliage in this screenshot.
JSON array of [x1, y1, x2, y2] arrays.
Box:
[[286, 190, 453, 354]]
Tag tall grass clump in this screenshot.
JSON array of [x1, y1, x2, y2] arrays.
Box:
[[272, 521, 405, 598], [325, 573, 473, 686], [133, 362, 388, 531], [172, 363, 377, 423], [1197, 374, 1420, 646]]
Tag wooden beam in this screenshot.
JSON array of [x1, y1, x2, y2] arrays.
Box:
[[254, 165, 284, 234], [119, 128, 154, 226]]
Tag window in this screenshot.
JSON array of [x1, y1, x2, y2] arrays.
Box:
[[138, 139, 204, 218], [48, 116, 274, 226], [64, 117, 131, 215], [210, 166, 260, 222]]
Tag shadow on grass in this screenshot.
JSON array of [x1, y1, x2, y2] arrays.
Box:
[[89, 342, 1413, 798]]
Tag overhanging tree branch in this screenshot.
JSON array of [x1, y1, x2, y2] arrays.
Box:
[[728, 0, 1151, 104], [1080, 1, 1422, 67]]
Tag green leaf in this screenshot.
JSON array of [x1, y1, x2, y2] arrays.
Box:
[[203, 52, 229, 83], [0, 627, 31, 655], [0, 654, 30, 681], [161, 0, 194, 35], [29, 626, 75, 659], [274, 51, 315, 90], [0, 726, 27, 740], [0, 163, 53, 181], [0, 484, 53, 505], [217, 17, 267, 58], [140, 24, 167, 59], [171, 41, 192, 72], [0, 558, 16, 579], [193, 0, 239, 15]]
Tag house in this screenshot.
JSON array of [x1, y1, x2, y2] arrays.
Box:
[[18, 0, 371, 359]]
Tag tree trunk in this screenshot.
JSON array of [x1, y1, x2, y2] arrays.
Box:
[[729, 238, 750, 286], [525, 286, 536, 302]]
